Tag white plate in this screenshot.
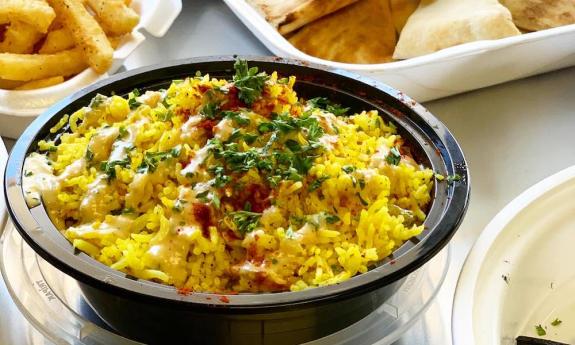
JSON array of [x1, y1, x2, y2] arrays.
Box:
[[453, 165, 575, 345], [224, 0, 575, 102], [0, 0, 182, 139], [0, 137, 6, 229]]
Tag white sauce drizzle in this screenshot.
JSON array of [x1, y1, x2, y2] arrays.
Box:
[[180, 145, 210, 177]]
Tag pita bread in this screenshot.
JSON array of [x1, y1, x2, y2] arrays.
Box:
[[499, 0, 575, 31], [390, 0, 420, 33], [289, 0, 396, 64], [247, 0, 359, 35], [280, 0, 361, 34], [393, 0, 521, 59]]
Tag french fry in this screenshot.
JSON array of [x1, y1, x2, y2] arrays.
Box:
[[0, 79, 25, 90], [47, 0, 113, 73], [86, 0, 139, 36], [14, 76, 65, 90], [107, 35, 126, 49], [0, 21, 43, 54], [39, 27, 75, 54], [0, 0, 56, 34], [0, 48, 87, 81]]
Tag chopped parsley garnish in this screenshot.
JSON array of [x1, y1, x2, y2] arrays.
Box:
[[551, 318, 562, 326], [357, 192, 369, 206], [325, 214, 340, 224], [100, 158, 130, 180], [128, 89, 142, 110], [342, 165, 355, 174], [118, 126, 128, 138], [211, 193, 221, 209], [157, 108, 173, 122], [210, 165, 231, 188], [85, 148, 94, 161], [285, 227, 296, 239], [232, 59, 269, 105], [195, 190, 209, 202], [385, 147, 401, 166], [285, 139, 301, 152], [308, 176, 329, 192], [229, 210, 262, 235], [446, 174, 462, 183], [89, 94, 107, 109], [242, 133, 258, 144], [137, 146, 181, 174], [24, 170, 33, 177], [201, 102, 220, 119], [172, 199, 185, 212], [209, 112, 325, 188], [535, 324, 546, 336], [224, 111, 251, 126], [307, 97, 349, 116]]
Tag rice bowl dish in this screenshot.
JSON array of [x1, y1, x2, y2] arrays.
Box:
[[22, 60, 435, 294]]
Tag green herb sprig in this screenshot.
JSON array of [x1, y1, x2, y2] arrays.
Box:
[[233, 59, 269, 105]]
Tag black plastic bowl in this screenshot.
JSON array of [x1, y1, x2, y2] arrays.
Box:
[[4, 56, 469, 344]]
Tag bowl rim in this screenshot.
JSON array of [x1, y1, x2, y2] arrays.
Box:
[[4, 55, 470, 310]]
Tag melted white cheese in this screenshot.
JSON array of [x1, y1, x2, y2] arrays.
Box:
[[318, 134, 338, 150], [88, 126, 119, 162], [180, 145, 209, 177], [23, 154, 86, 208], [214, 118, 234, 141], [137, 91, 163, 108], [22, 153, 58, 207], [180, 115, 203, 142], [370, 145, 391, 169], [79, 175, 113, 221], [67, 215, 132, 240]]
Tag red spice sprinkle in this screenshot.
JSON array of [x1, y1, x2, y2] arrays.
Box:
[[192, 203, 212, 237], [206, 297, 212, 301], [237, 184, 271, 213], [177, 287, 193, 296], [389, 260, 396, 265], [219, 296, 230, 303], [198, 84, 211, 93], [197, 119, 217, 138], [176, 107, 192, 118], [220, 86, 246, 111]]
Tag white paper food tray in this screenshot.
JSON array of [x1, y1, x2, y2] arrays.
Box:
[[224, 0, 575, 103], [0, 0, 182, 139]]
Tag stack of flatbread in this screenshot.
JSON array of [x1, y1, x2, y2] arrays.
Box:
[[247, 0, 575, 64]]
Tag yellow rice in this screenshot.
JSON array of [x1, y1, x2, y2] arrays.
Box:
[[23, 64, 435, 293]]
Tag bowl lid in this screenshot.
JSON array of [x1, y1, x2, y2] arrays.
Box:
[[4, 56, 470, 309]]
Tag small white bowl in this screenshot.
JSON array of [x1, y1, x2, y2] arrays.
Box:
[[0, 0, 182, 139]]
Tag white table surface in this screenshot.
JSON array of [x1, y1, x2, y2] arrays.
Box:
[[2, 1, 575, 344]]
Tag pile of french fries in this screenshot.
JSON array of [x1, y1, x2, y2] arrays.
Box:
[[0, 0, 139, 90]]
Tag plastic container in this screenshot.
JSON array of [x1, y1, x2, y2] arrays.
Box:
[[4, 56, 469, 344], [453, 165, 575, 345], [223, 0, 575, 102], [0, 0, 182, 139], [0, 220, 451, 345]]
